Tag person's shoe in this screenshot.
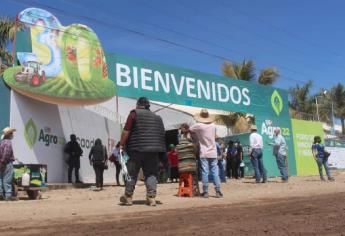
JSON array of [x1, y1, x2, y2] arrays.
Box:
[[5, 196, 18, 201], [146, 196, 156, 206], [321, 177, 326, 181], [75, 180, 83, 184], [120, 195, 133, 206], [282, 179, 289, 183], [201, 192, 209, 198], [328, 177, 335, 182], [215, 191, 223, 198], [261, 180, 267, 183]]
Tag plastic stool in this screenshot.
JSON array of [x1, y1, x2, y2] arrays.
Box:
[[178, 172, 193, 197]]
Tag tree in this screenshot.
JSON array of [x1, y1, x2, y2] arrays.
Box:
[[329, 83, 345, 135], [222, 60, 279, 85], [0, 16, 23, 76], [220, 60, 279, 133], [288, 81, 315, 120]]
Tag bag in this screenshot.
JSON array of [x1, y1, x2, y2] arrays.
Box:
[[109, 154, 116, 163], [324, 151, 331, 159], [103, 146, 108, 169]]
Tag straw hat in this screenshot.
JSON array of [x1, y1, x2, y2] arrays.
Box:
[[1, 127, 16, 139], [250, 124, 257, 131], [194, 109, 215, 124]]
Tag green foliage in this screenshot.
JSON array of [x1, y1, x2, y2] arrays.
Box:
[[222, 60, 278, 85]]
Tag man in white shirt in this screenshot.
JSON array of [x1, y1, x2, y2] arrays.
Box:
[[268, 128, 288, 182], [249, 125, 267, 183], [189, 109, 223, 198]]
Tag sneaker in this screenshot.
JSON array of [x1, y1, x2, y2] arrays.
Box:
[[120, 195, 133, 206], [201, 192, 209, 198], [146, 196, 156, 206], [215, 191, 223, 198], [321, 177, 326, 181], [5, 196, 18, 201], [328, 177, 335, 182]]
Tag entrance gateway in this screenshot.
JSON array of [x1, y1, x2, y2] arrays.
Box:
[[107, 53, 297, 177], [2, 7, 296, 182]]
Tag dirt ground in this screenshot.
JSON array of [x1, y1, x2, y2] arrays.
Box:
[[1, 172, 345, 235]]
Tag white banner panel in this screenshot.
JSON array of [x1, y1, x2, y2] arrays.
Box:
[[327, 147, 345, 169], [10, 91, 121, 183]]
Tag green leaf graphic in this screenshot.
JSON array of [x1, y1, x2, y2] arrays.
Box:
[[24, 118, 38, 149], [271, 90, 283, 116]]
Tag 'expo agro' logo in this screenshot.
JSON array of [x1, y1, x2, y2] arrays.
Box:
[[271, 90, 283, 116], [261, 119, 290, 139], [24, 118, 65, 149]]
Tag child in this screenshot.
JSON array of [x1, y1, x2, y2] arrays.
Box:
[[167, 144, 179, 182]]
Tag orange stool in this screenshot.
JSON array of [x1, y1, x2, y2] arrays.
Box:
[[178, 172, 193, 197]]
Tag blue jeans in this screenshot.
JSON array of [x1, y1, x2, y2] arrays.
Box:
[[316, 157, 332, 179], [200, 158, 221, 193], [218, 160, 226, 182], [276, 153, 288, 181], [209, 160, 226, 183], [251, 148, 267, 183], [0, 162, 14, 199]]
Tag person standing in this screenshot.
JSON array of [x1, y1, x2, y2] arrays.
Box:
[[89, 139, 108, 190], [167, 144, 179, 183], [64, 134, 83, 183], [312, 136, 334, 181], [249, 125, 267, 183], [268, 128, 289, 182], [111, 142, 122, 186], [119, 97, 166, 206], [235, 140, 244, 179], [189, 109, 223, 198], [226, 141, 236, 179], [216, 139, 226, 183], [0, 127, 17, 201]]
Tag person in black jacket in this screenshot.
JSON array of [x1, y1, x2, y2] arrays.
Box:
[[119, 97, 166, 206], [64, 134, 83, 183], [89, 139, 108, 190]]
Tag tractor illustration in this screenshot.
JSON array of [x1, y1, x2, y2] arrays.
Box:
[[15, 61, 46, 87]]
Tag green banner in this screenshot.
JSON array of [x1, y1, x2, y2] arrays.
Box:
[[291, 119, 323, 176], [107, 53, 297, 176], [107, 53, 289, 118]]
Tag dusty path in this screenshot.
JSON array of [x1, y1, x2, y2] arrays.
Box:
[[2, 193, 345, 236], [1, 173, 345, 235]]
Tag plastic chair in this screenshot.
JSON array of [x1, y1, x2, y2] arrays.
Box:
[[178, 172, 193, 197]]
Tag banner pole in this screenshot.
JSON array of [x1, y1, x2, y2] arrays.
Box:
[[12, 15, 19, 67]]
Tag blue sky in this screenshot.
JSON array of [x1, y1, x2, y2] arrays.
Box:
[[2, 0, 345, 93]]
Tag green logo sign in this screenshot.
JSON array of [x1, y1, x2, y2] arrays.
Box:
[[271, 90, 283, 116], [24, 118, 38, 149]]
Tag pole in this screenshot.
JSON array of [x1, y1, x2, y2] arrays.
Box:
[[315, 97, 320, 121], [331, 101, 335, 134], [11, 15, 19, 66]]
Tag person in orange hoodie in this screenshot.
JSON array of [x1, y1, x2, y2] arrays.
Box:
[[167, 144, 179, 183]]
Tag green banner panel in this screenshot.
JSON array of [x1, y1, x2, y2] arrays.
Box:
[[291, 119, 323, 176], [0, 79, 11, 129]]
